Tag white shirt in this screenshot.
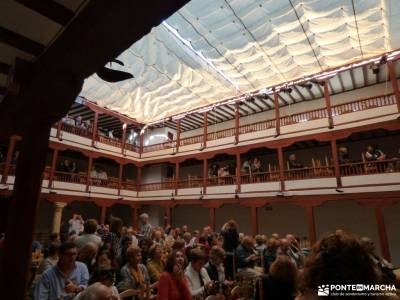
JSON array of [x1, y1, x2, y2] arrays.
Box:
[[185, 263, 211, 299]]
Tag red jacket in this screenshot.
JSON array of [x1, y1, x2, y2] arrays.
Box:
[[157, 272, 191, 300]]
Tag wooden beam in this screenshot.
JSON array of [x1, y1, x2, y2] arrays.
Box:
[[337, 72, 345, 92], [203, 112, 208, 148], [324, 79, 334, 128], [234, 102, 239, 144], [277, 147, 285, 192], [0, 26, 45, 56], [293, 86, 306, 102]]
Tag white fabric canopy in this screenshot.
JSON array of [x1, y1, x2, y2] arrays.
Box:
[[80, 0, 400, 123]]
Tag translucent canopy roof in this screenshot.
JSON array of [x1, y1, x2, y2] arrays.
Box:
[[80, 0, 400, 124]]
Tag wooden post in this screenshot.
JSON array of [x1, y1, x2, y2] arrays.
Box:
[[131, 206, 139, 230], [175, 161, 180, 194], [52, 202, 67, 233], [203, 159, 208, 194], [306, 205, 317, 245], [375, 206, 391, 262], [48, 149, 59, 188], [176, 119, 181, 152], [273, 92, 280, 136], [203, 112, 208, 148], [1, 135, 17, 184], [250, 206, 258, 236], [139, 132, 144, 158], [236, 153, 241, 193], [56, 121, 62, 140], [388, 60, 400, 112], [121, 124, 127, 155], [136, 167, 142, 192], [330, 139, 342, 187], [92, 111, 99, 147], [209, 207, 216, 231], [234, 102, 240, 144], [86, 156, 93, 192], [118, 162, 123, 196], [277, 147, 285, 192], [323, 79, 334, 128]]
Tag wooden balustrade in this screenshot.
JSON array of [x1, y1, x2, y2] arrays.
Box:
[[140, 180, 175, 191], [284, 166, 335, 180], [124, 142, 140, 152], [96, 135, 123, 148], [332, 94, 395, 116], [53, 171, 88, 184], [178, 178, 203, 188], [142, 141, 174, 153], [89, 176, 119, 188], [340, 158, 400, 176], [238, 119, 275, 134], [179, 134, 203, 146], [60, 122, 92, 139], [207, 175, 237, 186], [240, 171, 280, 184], [280, 108, 327, 126], [207, 128, 236, 141], [120, 180, 137, 191]]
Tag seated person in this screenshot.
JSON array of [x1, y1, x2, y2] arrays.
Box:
[[252, 157, 262, 173], [146, 245, 165, 283], [365, 144, 386, 161], [235, 236, 262, 278], [241, 159, 252, 174], [98, 168, 108, 181], [288, 154, 303, 169], [338, 146, 351, 164]]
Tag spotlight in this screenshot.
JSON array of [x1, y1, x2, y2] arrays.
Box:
[[234, 194, 239, 199], [298, 83, 313, 90], [311, 79, 325, 86], [276, 191, 285, 197], [117, 197, 124, 201], [246, 96, 255, 103], [260, 93, 269, 99], [282, 87, 293, 94], [379, 55, 387, 65], [370, 64, 380, 75], [199, 195, 204, 200]]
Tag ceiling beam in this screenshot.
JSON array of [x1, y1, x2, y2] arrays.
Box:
[[362, 65, 368, 87], [248, 99, 264, 111], [16, 0, 75, 26], [256, 97, 272, 110], [0, 26, 45, 56], [349, 68, 356, 90], [277, 94, 288, 106], [292, 86, 306, 102], [216, 106, 234, 118], [337, 72, 345, 92]]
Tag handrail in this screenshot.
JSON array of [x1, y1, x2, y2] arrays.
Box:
[[241, 171, 280, 184], [332, 93, 396, 116], [140, 180, 175, 191], [89, 176, 119, 188], [207, 128, 235, 141], [178, 178, 204, 188], [125, 142, 140, 153], [284, 166, 335, 180], [142, 141, 174, 153], [280, 108, 327, 126], [340, 158, 400, 176], [121, 179, 137, 191], [96, 135, 122, 148], [180, 134, 203, 146], [53, 171, 87, 184], [60, 122, 92, 139], [207, 175, 237, 186], [238, 119, 275, 134]]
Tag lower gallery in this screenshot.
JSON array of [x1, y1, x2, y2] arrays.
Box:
[[0, 0, 400, 299]]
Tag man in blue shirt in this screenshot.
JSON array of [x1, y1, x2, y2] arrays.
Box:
[[34, 242, 89, 300]]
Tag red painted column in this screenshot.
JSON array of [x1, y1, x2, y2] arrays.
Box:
[[323, 79, 334, 128], [277, 147, 285, 192], [330, 139, 342, 187], [175, 161, 180, 194], [306, 205, 317, 245], [48, 149, 59, 188], [56, 121, 62, 140], [203, 112, 208, 149], [209, 207, 216, 231], [86, 156, 93, 192], [121, 124, 127, 155], [118, 162, 123, 196], [273, 92, 280, 136], [1, 135, 17, 184], [92, 111, 99, 147], [203, 159, 208, 194], [375, 206, 391, 262], [136, 166, 142, 192], [139, 133, 144, 158], [234, 102, 240, 144], [250, 206, 258, 236], [176, 120, 181, 152], [236, 153, 241, 192], [388, 60, 400, 112]]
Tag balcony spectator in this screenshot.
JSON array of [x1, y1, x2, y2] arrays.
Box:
[[208, 163, 219, 178], [75, 116, 83, 128], [90, 165, 99, 179], [338, 146, 351, 164], [252, 157, 262, 173], [241, 159, 252, 174], [69, 214, 84, 234], [288, 154, 303, 169], [59, 159, 76, 173], [98, 168, 108, 181], [127, 129, 137, 144], [62, 114, 75, 126], [108, 130, 114, 139], [365, 144, 386, 161]]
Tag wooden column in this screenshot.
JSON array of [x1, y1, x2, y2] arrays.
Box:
[[273, 92, 280, 136], [250, 206, 258, 236], [176, 120, 181, 152], [388, 60, 400, 112], [56, 121, 62, 140], [203, 112, 208, 148], [323, 79, 334, 128], [121, 124, 127, 155], [1, 123, 52, 299], [236, 153, 241, 192], [234, 102, 240, 144], [131, 206, 139, 230], [209, 207, 216, 231], [92, 111, 99, 147], [48, 149, 59, 188], [1, 135, 17, 184], [375, 206, 391, 262], [330, 139, 342, 187], [277, 147, 285, 192], [175, 161, 180, 194], [86, 156, 93, 192], [139, 133, 144, 158], [136, 166, 142, 192], [306, 205, 317, 245], [203, 159, 208, 194], [118, 162, 123, 196], [52, 202, 67, 233]]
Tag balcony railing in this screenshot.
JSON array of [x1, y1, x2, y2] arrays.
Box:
[[241, 171, 280, 184], [340, 159, 400, 176], [125, 142, 140, 153], [280, 108, 327, 126], [178, 178, 203, 188], [96, 135, 122, 148], [60, 122, 92, 139], [140, 180, 175, 191], [284, 166, 335, 180], [120, 179, 136, 191], [180, 134, 204, 146], [89, 176, 119, 188], [332, 94, 396, 116], [142, 141, 174, 153], [53, 171, 87, 184], [238, 119, 275, 134], [207, 128, 236, 141], [207, 175, 237, 186]]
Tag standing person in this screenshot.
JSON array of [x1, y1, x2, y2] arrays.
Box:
[[34, 242, 89, 300], [105, 217, 123, 259], [221, 220, 239, 280], [185, 249, 213, 300], [74, 219, 102, 250], [157, 250, 191, 300], [69, 214, 84, 235], [139, 213, 152, 239]]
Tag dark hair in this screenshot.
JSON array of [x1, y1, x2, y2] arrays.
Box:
[[50, 232, 59, 242], [165, 250, 186, 273], [84, 219, 98, 234], [47, 243, 59, 257], [269, 256, 298, 282], [89, 269, 116, 285], [110, 217, 123, 236], [148, 244, 162, 260], [190, 248, 206, 262], [58, 242, 77, 254]]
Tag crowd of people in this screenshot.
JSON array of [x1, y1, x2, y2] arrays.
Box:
[[19, 212, 399, 300]]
